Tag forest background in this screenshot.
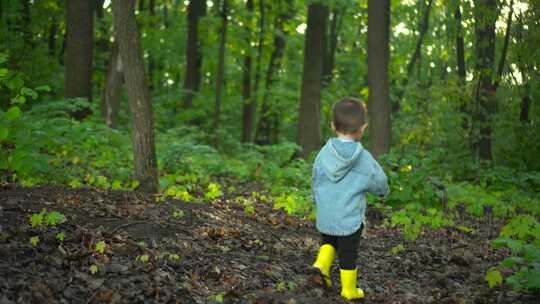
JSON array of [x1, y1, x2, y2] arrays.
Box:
[[0, 0, 539, 294]]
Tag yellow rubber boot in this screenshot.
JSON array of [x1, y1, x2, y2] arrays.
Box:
[[312, 244, 336, 288], [340, 268, 365, 300]]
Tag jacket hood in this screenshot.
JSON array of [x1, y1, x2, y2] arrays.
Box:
[[319, 139, 363, 183]]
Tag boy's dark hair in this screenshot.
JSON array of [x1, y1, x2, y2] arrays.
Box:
[[332, 97, 367, 134]]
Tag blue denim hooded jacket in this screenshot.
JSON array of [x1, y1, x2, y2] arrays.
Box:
[[312, 138, 389, 236]]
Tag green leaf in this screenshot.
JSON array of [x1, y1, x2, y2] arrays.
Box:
[[5, 106, 21, 121], [29, 236, 40, 247], [0, 68, 7, 77], [89, 264, 98, 275], [20, 87, 38, 99], [0, 126, 8, 141], [390, 244, 405, 254], [56, 232, 65, 242], [485, 268, 503, 288], [45, 211, 66, 226], [95, 241, 106, 254], [35, 85, 51, 92]]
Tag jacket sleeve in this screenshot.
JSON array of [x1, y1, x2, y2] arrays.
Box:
[[366, 153, 389, 197]]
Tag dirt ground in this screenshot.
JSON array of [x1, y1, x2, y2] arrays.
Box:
[[0, 184, 535, 303]]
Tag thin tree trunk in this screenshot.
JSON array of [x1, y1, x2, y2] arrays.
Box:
[[113, 0, 158, 193], [406, 0, 434, 78], [516, 14, 531, 124], [101, 40, 123, 129], [147, 0, 157, 89], [472, 0, 498, 161], [242, 0, 265, 143], [183, 0, 207, 108], [297, 3, 327, 157], [48, 20, 58, 57], [322, 7, 345, 85], [256, 0, 294, 145], [95, 0, 105, 18], [454, 0, 466, 81], [241, 0, 254, 143], [212, 0, 228, 148], [65, 0, 94, 119], [368, 0, 391, 157], [22, 0, 31, 47], [494, 0, 513, 90]]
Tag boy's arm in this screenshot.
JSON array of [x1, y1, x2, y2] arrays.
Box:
[[366, 154, 389, 197]]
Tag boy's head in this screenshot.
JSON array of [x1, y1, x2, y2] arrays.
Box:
[[331, 97, 367, 138]]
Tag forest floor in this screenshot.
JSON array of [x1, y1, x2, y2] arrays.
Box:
[[0, 184, 535, 304]]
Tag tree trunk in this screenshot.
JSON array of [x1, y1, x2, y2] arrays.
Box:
[[406, 0, 434, 78], [322, 7, 344, 85], [241, 0, 254, 143], [101, 40, 123, 129], [472, 0, 498, 161], [494, 0, 513, 90], [212, 0, 228, 148], [368, 0, 391, 157], [256, 0, 294, 145], [242, 0, 265, 143], [48, 20, 58, 57], [65, 0, 94, 119], [297, 3, 327, 157], [183, 0, 207, 108], [22, 0, 32, 47], [454, 0, 466, 81], [95, 0, 105, 18], [113, 0, 159, 193]]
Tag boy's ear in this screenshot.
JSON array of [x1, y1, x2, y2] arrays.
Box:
[[356, 123, 368, 137], [330, 121, 336, 132], [360, 123, 368, 134]]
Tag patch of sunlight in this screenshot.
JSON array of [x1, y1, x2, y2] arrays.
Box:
[[207, 0, 214, 8], [510, 64, 523, 85], [167, 79, 174, 85], [430, 62, 435, 68], [447, 66, 452, 73], [427, 45, 433, 56], [104, 0, 110, 8], [394, 22, 410, 36], [296, 23, 307, 35], [466, 72, 473, 81]]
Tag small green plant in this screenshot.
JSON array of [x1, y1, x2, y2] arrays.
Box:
[[243, 203, 255, 215], [29, 236, 39, 247], [205, 183, 223, 200], [168, 253, 180, 261], [89, 264, 98, 275], [211, 293, 224, 303], [55, 232, 65, 242], [30, 209, 46, 228], [390, 244, 405, 254], [137, 241, 147, 249], [136, 254, 150, 263], [29, 209, 66, 228], [94, 241, 106, 254], [489, 215, 540, 292], [45, 211, 66, 226], [173, 210, 185, 218]]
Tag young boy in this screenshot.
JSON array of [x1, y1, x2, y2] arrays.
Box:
[[311, 97, 389, 300]]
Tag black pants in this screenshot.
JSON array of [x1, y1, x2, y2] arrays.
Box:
[[321, 224, 363, 270]]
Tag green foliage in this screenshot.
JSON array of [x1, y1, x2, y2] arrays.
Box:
[[29, 236, 39, 247], [94, 241, 106, 255], [491, 216, 540, 292], [89, 265, 99, 275], [205, 183, 224, 200]]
